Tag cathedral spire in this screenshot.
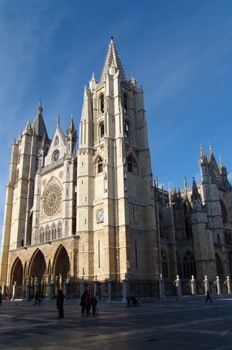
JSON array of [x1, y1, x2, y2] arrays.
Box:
[[100, 37, 126, 82], [31, 101, 49, 139]]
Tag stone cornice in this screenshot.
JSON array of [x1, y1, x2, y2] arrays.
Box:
[[40, 157, 65, 175]]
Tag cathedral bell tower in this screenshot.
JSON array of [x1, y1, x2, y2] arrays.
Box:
[[76, 37, 158, 282]]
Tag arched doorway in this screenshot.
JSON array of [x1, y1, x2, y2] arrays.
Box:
[[53, 246, 70, 296], [11, 258, 23, 298], [11, 258, 23, 286], [29, 249, 46, 279], [54, 245, 70, 280], [29, 249, 47, 298]]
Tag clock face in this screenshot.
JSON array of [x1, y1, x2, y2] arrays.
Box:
[[97, 210, 104, 222]]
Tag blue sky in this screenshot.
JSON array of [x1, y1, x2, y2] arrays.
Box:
[[0, 0, 232, 244]]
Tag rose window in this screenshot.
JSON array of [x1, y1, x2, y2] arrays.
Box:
[[43, 183, 62, 217]]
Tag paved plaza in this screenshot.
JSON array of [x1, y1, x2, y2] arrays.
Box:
[[1, 297, 232, 350]]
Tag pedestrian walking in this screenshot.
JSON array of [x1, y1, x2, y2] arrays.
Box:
[[205, 290, 212, 303], [56, 289, 65, 318], [80, 291, 90, 315], [91, 294, 97, 315]]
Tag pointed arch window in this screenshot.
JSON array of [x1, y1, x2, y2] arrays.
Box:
[[98, 157, 103, 173], [127, 155, 137, 173], [100, 94, 104, 113], [183, 251, 196, 278], [40, 230, 44, 243], [58, 224, 62, 238], [124, 120, 129, 138]]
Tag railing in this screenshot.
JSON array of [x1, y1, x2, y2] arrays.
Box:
[[2, 275, 231, 302]]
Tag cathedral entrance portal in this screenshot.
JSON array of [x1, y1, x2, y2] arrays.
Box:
[[11, 258, 23, 298], [53, 245, 70, 293], [29, 249, 47, 297]]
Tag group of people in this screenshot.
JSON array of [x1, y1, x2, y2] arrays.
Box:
[[56, 290, 100, 319], [80, 291, 99, 315], [34, 291, 45, 305]]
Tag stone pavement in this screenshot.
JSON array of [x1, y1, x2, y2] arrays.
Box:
[[1, 297, 232, 350]]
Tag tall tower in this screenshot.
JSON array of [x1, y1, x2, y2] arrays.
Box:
[[76, 38, 158, 282], [0, 103, 48, 284]]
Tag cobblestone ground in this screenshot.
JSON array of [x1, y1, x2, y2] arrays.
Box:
[[0, 297, 232, 350]]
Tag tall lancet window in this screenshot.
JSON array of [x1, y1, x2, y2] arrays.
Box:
[[123, 93, 128, 114], [127, 155, 135, 173], [100, 94, 104, 113], [124, 120, 129, 138], [98, 157, 103, 173], [99, 121, 104, 138]]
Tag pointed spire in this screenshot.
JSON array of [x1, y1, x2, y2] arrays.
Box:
[[57, 115, 60, 126], [130, 72, 137, 88], [155, 176, 158, 188], [184, 175, 187, 188], [68, 114, 74, 133], [100, 38, 126, 82], [31, 101, 49, 139], [191, 177, 201, 202], [37, 100, 43, 114], [200, 143, 205, 160], [219, 155, 224, 169], [22, 120, 32, 135]]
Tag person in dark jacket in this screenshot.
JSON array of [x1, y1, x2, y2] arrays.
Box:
[[56, 289, 65, 318], [80, 291, 90, 315], [205, 290, 212, 303]]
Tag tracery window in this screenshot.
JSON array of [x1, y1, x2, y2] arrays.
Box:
[[183, 251, 196, 278]]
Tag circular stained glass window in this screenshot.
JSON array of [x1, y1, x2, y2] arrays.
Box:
[[43, 183, 62, 217]]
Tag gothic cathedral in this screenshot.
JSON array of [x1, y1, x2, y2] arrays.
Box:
[[0, 38, 232, 292]]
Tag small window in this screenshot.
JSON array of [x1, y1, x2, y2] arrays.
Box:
[[98, 158, 103, 173], [54, 136, 59, 146], [100, 94, 104, 113]]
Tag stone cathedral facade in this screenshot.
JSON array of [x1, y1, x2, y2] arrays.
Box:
[[0, 38, 232, 294]]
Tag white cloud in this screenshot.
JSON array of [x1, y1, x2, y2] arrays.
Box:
[[228, 172, 232, 183]]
